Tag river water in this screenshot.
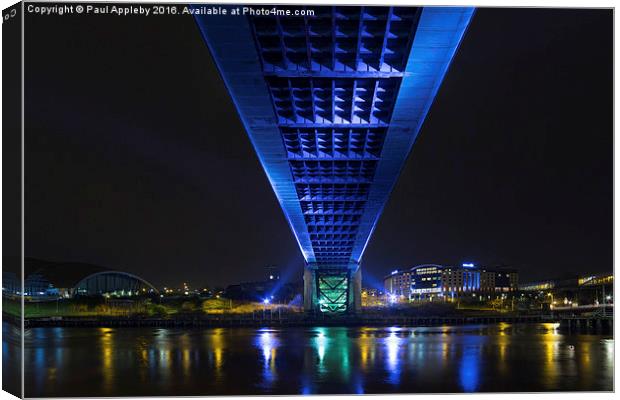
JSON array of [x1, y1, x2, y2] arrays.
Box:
[[4, 322, 613, 396]]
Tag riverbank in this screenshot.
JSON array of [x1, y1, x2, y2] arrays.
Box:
[[4, 311, 553, 328], [4, 297, 612, 331], [5, 313, 611, 333]]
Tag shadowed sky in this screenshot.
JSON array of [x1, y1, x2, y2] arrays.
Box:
[[24, 7, 612, 288]]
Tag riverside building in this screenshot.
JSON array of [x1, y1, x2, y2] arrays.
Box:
[[383, 263, 519, 301]]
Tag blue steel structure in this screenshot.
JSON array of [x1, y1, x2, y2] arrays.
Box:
[[194, 6, 474, 313]]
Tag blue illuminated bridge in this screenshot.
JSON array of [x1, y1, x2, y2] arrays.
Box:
[[194, 6, 474, 313]]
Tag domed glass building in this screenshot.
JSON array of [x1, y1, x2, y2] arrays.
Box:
[[12, 258, 158, 298]]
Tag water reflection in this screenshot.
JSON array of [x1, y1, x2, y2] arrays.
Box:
[[13, 322, 613, 397], [99, 327, 114, 393], [459, 336, 483, 392], [541, 323, 561, 389], [336, 329, 351, 381], [385, 328, 402, 385], [315, 328, 326, 364], [256, 329, 278, 385], [207, 327, 224, 385]]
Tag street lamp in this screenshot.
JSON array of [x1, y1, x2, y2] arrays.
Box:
[[547, 292, 554, 311]]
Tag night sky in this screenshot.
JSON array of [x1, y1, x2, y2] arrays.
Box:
[[24, 7, 612, 289]]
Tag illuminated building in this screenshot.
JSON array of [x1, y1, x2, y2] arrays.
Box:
[[1, 272, 19, 296], [384, 263, 519, 300], [519, 273, 613, 292], [519, 273, 613, 306], [2, 271, 61, 298], [362, 288, 382, 297], [518, 280, 556, 292], [411, 264, 480, 300], [410, 265, 447, 299], [479, 268, 519, 293], [383, 269, 412, 297], [195, 6, 474, 312], [71, 272, 158, 298], [3, 258, 158, 299], [578, 273, 613, 287], [361, 287, 385, 307]]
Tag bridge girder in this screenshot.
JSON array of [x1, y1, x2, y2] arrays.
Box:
[[194, 6, 474, 312]]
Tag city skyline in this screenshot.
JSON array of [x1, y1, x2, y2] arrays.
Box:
[[18, 256, 608, 292]]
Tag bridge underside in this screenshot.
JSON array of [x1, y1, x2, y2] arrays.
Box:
[[194, 6, 474, 313]]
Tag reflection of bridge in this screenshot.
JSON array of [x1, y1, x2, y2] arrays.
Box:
[[195, 6, 474, 313]]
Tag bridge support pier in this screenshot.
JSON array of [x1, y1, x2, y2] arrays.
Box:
[[302, 268, 317, 312], [303, 265, 362, 314], [350, 267, 362, 313]]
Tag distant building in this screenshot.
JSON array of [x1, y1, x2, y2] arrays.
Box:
[[578, 273, 613, 287], [480, 268, 519, 293], [520, 272, 613, 292], [409, 264, 448, 298], [384, 263, 519, 300], [2, 258, 158, 299], [363, 288, 382, 297], [2, 272, 19, 296], [361, 287, 384, 307], [383, 268, 412, 297], [519, 280, 556, 292], [411, 264, 480, 300]]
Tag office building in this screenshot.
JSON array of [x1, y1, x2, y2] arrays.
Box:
[[384, 263, 519, 300]]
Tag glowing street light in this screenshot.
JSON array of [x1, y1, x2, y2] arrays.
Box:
[[263, 298, 270, 305]]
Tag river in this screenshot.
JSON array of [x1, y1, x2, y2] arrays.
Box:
[[3, 322, 613, 396]]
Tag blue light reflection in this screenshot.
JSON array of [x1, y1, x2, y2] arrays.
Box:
[[458, 336, 483, 392], [255, 330, 279, 387], [385, 329, 403, 385]]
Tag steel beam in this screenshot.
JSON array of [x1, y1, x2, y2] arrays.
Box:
[[193, 6, 475, 313]]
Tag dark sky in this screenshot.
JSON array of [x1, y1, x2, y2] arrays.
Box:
[[25, 7, 612, 288]]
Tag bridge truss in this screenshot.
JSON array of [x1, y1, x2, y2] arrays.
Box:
[[194, 6, 474, 313]]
